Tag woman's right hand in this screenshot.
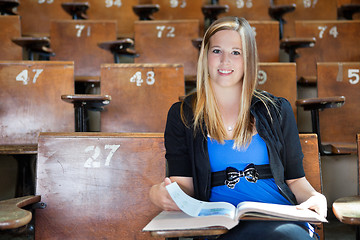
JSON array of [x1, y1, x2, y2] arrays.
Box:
[[149, 177, 181, 211]]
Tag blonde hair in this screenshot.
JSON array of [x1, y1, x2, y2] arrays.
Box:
[[192, 17, 261, 149]]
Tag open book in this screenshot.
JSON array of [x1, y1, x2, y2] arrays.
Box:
[[143, 182, 327, 231]]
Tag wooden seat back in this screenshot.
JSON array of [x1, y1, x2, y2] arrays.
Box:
[[35, 132, 165, 239], [134, 20, 199, 77], [249, 21, 280, 62], [274, 0, 338, 38], [295, 20, 360, 80], [219, 0, 272, 21], [100, 63, 185, 133], [72, 0, 138, 38], [17, 0, 70, 37], [0, 61, 74, 145], [0, 16, 22, 60], [317, 62, 360, 150], [50, 20, 117, 80], [257, 62, 297, 118]]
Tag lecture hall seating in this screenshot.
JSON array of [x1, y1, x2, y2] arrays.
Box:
[[35, 132, 165, 239], [100, 63, 185, 133]]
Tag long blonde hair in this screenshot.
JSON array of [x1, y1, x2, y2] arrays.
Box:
[[193, 17, 259, 149]]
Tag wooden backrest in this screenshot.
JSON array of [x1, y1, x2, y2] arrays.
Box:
[[219, 0, 272, 20], [249, 21, 280, 62], [17, 0, 71, 37], [257, 62, 297, 118], [295, 20, 360, 80], [152, 0, 205, 34], [274, 0, 338, 38], [0, 61, 74, 145], [134, 20, 199, 77], [317, 62, 360, 145], [50, 20, 116, 79], [358, 133, 360, 192], [35, 132, 166, 239], [72, 0, 138, 38], [0, 16, 22, 60], [100, 63, 185, 133]]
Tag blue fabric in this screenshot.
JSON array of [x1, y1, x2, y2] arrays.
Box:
[[208, 134, 291, 206]]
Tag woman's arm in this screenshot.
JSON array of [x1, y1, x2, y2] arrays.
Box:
[[149, 176, 194, 211], [286, 177, 327, 218]]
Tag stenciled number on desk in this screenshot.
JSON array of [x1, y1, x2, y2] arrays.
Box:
[[16, 69, 43, 85], [84, 144, 120, 168], [130, 71, 155, 86], [75, 24, 91, 38], [257, 70, 267, 85], [348, 69, 360, 85], [170, 0, 186, 8], [105, 0, 122, 8], [318, 26, 338, 39], [236, 0, 253, 8], [38, 0, 54, 4], [156, 26, 175, 38], [303, 0, 318, 8]]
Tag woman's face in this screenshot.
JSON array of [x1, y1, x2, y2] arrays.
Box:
[[207, 30, 244, 90]]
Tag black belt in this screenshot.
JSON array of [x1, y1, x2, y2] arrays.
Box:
[[211, 163, 273, 189]]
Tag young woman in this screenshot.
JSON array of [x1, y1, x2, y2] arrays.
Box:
[[149, 16, 327, 239]]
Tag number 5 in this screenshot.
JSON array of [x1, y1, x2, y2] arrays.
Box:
[[348, 69, 359, 85]]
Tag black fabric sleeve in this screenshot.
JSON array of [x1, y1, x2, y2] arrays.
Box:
[[279, 98, 305, 180], [164, 102, 193, 177]]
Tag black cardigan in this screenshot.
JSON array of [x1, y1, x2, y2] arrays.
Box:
[[164, 92, 304, 205]]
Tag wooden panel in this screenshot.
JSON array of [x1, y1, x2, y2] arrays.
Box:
[[35, 132, 166, 239], [152, 0, 205, 34], [0, 61, 74, 145], [100, 63, 185, 133], [0, 16, 22, 60], [134, 20, 199, 77], [50, 20, 116, 78], [73, 0, 138, 37], [17, 0, 71, 37], [295, 20, 360, 80], [274, 0, 338, 38], [257, 63, 297, 118], [249, 21, 279, 62], [317, 62, 360, 145], [220, 0, 272, 20]]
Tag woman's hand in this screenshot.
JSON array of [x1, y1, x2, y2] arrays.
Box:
[[149, 177, 180, 211], [296, 193, 328, 218]]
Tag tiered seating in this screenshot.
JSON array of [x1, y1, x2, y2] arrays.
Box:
[[100, 63, 185, 133], [219, 0, 272, 20], [35, 132, 165, 239], [0, 15, 22, 60]]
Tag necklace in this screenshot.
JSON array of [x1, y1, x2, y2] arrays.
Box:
[[227, 126, 234, 131]]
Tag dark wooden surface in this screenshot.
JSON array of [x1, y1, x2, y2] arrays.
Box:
[[294, 20, 360, 80], [100, 63, 185, 133], [0, 61, 74, 145], [134, 20, 199, 77], [35, 132, 165, 239], [50, 20, 116, 79], [333, 196, 360, 225], [0, 15, 22, 60], [219, 0, 272, 20], [317, 62, 360, 150], [0, 195, 41, 230]]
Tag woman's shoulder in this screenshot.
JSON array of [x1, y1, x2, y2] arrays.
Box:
[[253, 90, 292, 108]]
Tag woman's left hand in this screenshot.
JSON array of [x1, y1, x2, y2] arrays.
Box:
[[296, 193, 327, 218]]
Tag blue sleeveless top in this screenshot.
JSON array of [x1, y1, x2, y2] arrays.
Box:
[[208, 134, 291, 206]]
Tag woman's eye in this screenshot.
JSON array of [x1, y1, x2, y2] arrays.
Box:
[[232, 51, 241, 55], [212, 49, 220, 54]]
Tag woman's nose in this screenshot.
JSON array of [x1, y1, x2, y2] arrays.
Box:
[[221, 53, 230, 63]]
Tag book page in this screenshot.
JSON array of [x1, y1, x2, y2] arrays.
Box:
[[166, 182, 235, 219]]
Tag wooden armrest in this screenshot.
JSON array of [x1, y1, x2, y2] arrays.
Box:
[[0, 145, 37, 155], [192, 38, 202, 51], [151, 227, 228, 238], [296, 96, 345, 111], [329, 142, 357, 155], [0, 0, 19, 15], [132, 4, 160, 20], [98, 39, 138, 61], [268, 4, 296, 20], [338, 4, 360, 20], [298, 76, 317, 86], [280, 37, 316, 62], [201, 5, 229, 22], [11, 37, 54, 56], [61, 2, 89, 20], [61, 94, 111, 107], [0, 195, 41, 230], [333, 196, 360, 225]]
